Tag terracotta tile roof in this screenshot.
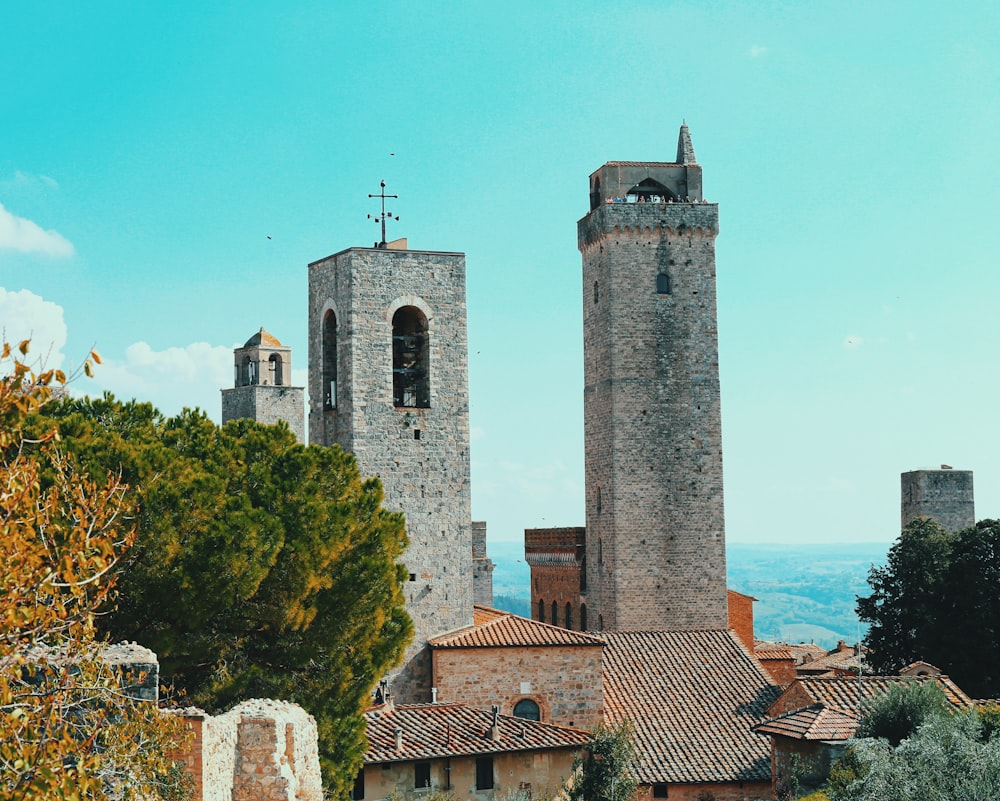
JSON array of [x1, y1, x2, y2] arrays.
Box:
[[755, 646, 793, 661], [756, 641, 827, 666], [363, 703, 589, 763], [770, 675, 974, 719], [754, 704, 858, 741], [602, 630, 781, 785], [429, 606, 605, 649], [797, 643, 867, 675]]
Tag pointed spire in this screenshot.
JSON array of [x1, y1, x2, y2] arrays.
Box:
[[676, 120, 697, 165]]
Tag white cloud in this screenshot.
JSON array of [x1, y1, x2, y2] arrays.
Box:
[[843, 334, 864, 349], [749, 45, 769, 58], [81, 341, 234, 420], [0, 202, 75, 257], [0, 287, 68, 368]]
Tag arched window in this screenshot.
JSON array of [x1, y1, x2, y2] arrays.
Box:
[[627, 177, 674, 202], [268, 353, 283, 386], [537, 599, 545, 623], [392, 306, 429, 408], [580, 603, 587, 630], [551, 601, 558, 626], [656, 272, 671, 295], [565, 603, 573, 630], [323, 311, 338, 409], [242, 356, 255, 386], [513, 699, 541, 721]]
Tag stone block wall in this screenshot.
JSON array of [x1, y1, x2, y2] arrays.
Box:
[[431, 644, 604, 730], [901, 468, 975, 533], [472, 521, 495, 607], [178, 699, 322, 801], [221, 385, 306, 444], [308, 247, 473, 702], [580, 198, 727, 632]]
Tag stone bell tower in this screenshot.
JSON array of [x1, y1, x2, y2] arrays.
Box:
[[308, 233, 473, 702], [221, 327, 305, 443], [579, 123, 728, 631]]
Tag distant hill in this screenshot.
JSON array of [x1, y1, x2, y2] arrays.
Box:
[[487, 539, 890, 650]]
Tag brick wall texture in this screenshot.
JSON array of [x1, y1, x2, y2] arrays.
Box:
[[579, 195, 728, 631], [308, 247, 473, 701], [431, 644, 604, 730]]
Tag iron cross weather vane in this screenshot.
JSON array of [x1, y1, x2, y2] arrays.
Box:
[[368, 180, 398, 248]]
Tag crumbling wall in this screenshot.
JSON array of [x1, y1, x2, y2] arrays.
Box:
[[180, 699, 322, 801]]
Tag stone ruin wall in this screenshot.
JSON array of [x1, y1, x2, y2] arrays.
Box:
[[176, 699, 323, 801]]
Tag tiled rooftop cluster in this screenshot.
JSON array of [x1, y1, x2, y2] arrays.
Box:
[[430, 606, 604, 649], [602, 630, 780, 784], [363, 703, 588, 763]]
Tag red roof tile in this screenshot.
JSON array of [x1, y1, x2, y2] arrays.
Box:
[[364, 703, 589, 763], [754, 704, 858, 741], [768, 675, 974, 720], [602, 630, 780, 785], [429, 606, 604, 649]]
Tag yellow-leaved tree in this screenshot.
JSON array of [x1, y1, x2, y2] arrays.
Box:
[[0, 340, 191, 801]]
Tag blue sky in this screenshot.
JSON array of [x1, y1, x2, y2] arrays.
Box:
[[3, 1, 999, 547]]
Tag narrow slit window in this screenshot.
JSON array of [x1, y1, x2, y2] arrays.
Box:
[[323, 311, 338, 409]]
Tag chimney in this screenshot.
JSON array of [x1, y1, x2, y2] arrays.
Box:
[[432, 687, 438, 703], [489, 705, 501, 741], [395, 728, 403, 751]]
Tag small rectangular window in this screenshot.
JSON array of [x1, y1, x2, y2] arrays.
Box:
[[476, 757, 494, 790], [653, 784, 668, 798], [415, 762, 431, 789], [414, 429, 421, 440]]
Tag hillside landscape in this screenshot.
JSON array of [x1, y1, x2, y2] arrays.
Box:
[[490, 539, 891, 649]]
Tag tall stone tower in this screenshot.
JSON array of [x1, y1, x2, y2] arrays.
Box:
[[901, 466, 975, 533], [308, 240, 473, 700], [579, 124, 728, 631], [221, 327, 305, 443]]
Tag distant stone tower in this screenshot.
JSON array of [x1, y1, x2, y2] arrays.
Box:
[[579, 123, 728, 631], [308, 240, 473, 701], [901, 466, 975, 533], [472, 521, 495, 607], [221, 328, 305, 443]]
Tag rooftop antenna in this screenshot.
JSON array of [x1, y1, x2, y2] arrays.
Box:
[[368, 179, 399, 248]]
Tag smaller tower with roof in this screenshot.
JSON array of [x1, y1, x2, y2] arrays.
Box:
[[221, 327, 305, 443]]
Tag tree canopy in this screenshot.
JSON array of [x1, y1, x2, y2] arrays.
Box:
[[828, 685, 1000, 801], [29, 394, 413, 796], [1, 342, 190, 800], [567, 723, 637, 801], [857, 518, 1000, 699]]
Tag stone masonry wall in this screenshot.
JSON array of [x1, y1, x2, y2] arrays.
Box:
[[221, 385, 306, 444], [580, 199, 728, 631], [431, 645, 604, 730], [308, 247, 473, 702], [179, 699, 322, 801], [901, 468, 975, 533]]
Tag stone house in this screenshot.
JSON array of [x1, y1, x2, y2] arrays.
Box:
[[358, 702, 589, 801], [428, 606, 604, 730], [755, 674, 975, 796]]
